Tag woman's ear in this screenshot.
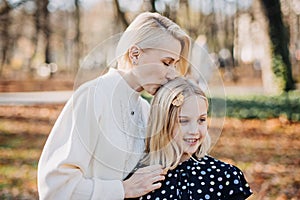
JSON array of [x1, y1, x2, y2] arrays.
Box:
[[129, 45, 141, 65]]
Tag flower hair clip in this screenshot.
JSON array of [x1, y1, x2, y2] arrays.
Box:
[[172, 93, 184, 107]]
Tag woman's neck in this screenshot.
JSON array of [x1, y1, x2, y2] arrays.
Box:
[[117, 70, 143, 92]]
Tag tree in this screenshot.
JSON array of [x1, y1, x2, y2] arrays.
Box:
[[113, 0, 129, 30], [0, 10, 10, 75], [74, 0, 82, 72], [0, 0, 33, 76], [261, 0, 295, 92]]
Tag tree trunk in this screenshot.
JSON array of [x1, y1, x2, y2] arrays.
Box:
[[261, 0, 295, 92], [0, 12, 10, 76], [149, 0, 157, 12], [113, 0, 129, 30], [251, 0, 280, 94], [74, 0, 81, 72], [42, 0, 51, 64]]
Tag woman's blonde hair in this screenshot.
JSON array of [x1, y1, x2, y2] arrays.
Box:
[[143, 77, 211, 170], [116, 12, 191, 75]]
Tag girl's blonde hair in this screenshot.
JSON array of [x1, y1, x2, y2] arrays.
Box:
[[143, 77, 211, 170], [116, 12, 191, 75]]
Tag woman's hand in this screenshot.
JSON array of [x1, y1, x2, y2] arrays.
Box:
[[122, 164, 166, 198]]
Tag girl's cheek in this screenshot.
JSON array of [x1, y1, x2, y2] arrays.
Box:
[[199, 126, 207, 135], [179, 126, 188, 134]]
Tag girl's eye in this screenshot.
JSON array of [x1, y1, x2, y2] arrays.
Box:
[[179, 119, 188, 124], [198, 118, 206, 124]]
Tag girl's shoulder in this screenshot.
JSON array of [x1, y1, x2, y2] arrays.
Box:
[[195, 155, 246, 176], [196, 155, 253, 198], [203, 155, 238, 168]]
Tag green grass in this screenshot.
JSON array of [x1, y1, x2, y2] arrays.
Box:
[[143, 90, 300, 121], [209, 91, 300, 121]]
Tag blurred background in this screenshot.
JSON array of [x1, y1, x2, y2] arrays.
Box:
[[0, 0, 300, 199]]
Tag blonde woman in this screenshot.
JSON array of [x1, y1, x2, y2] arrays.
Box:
[[38, 12, 190, 200], [134, 77, 252, 199]]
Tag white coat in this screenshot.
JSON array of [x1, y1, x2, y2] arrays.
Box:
[[38, 68, 150, 199]]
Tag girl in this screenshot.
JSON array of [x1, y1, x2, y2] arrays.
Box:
[[137, 77, 252, 199]]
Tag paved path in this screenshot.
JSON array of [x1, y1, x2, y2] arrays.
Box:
[[0, 91, 73, 105], [209, 85, 265, 97], [0, 85, 267, 105]]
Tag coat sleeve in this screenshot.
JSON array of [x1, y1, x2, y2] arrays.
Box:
[[37, 81, 125, 200]]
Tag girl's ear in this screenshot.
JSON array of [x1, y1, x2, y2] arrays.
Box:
[[128, 45, 141, 65]]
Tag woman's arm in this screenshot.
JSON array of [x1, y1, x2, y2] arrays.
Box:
[[38, 83, 124, 200], [123, 164, 165, 198]]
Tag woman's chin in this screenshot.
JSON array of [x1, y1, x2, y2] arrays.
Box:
[[145, 86, 160, 95]]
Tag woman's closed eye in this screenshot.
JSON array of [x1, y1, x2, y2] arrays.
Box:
[[162, 57, 179, 67], [163, 61, 170, 66], [162, 59, 177, 67]]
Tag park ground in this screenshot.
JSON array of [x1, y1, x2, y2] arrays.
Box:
[[0, 70, 299, 199], [0, 105, 299, 199]]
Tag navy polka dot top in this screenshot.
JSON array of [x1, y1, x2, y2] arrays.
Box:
[[135, 155, 252, 200]]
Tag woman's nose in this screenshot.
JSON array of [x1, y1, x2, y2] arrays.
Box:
[[166, 67, 179, 80]]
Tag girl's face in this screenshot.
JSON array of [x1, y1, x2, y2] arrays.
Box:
[[133, 36, 182, 95], [172, 95, 208, 162]]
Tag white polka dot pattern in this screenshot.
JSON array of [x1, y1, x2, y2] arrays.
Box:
[[135, 155, 252, 200]]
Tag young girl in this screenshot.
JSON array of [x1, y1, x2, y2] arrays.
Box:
[[137, 77, 252, 199]]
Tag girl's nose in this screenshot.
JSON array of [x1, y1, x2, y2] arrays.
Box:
[[188, 123, 200, 135]]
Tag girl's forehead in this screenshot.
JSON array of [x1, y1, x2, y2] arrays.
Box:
[[179, 95, 207, 115]]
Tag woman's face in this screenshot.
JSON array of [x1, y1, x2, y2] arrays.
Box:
[[172, 95, 208, 161], [133, 36, 182, 95]]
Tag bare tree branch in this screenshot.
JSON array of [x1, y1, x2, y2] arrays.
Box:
[[149, 0, 156, 12], [113, 0, 129, 28], [0, 0, 33, 16]]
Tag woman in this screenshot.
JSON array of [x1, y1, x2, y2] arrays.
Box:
[[37, 12, 191, 200], [136, 77, 252, 199]]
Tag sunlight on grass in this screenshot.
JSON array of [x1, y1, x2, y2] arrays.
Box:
[[0, 148, 41, 163], [0, 105, 300, 199], [0, 119, 52, 135], [0, 145, 42, 199], [0, 164, 37, 199]]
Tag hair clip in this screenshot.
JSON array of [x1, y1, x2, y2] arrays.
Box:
[[172, 93, 184, 107]]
